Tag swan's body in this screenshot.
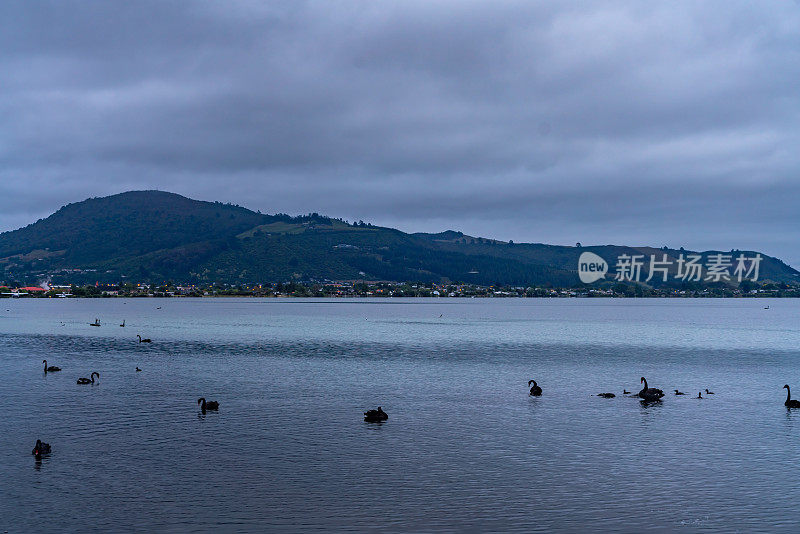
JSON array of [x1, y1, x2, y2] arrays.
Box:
[[528, 380, 542, 396], [674, 389, 685, 395], [597, 393, 616, 398], [43, 360, 61, 373], [784, 385, 800, 408], [364, 407, 388, 422], [197, 397, 219, 411], [77, 372, 99, 385], [32, 439, 51, 457], [137, 335, 152, 343], [705, 388, 715, 395], [638, 377, 664, 402]]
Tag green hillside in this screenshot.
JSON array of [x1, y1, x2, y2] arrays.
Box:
[[0, 191, 797, 287]]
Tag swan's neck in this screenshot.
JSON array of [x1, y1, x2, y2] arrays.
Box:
[[641, 379, 648, 390], [787, 387, 792, 403]]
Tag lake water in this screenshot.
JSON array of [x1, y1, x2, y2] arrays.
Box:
[[1, 297, 799, 532]]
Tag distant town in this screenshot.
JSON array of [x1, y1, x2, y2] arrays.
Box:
[[2, 280, 799, 298]]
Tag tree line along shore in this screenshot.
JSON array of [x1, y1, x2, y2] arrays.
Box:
[[2, 280, 799, 299]]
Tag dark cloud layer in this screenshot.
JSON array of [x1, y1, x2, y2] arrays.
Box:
[[2, 1, 799, 266]]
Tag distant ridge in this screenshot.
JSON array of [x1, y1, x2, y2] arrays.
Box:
[[1, 190, 797, 286]]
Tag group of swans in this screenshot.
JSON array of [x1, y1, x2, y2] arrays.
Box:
[[527, 377, 725, 403], [87, 316, 153, 340], [528, 377, 665, 401], [44, 361, 144, 378], [40, 362, 218, 414], [46, 361, 212, 404], [89, 316, 151, 341], [526, 378, 800, 409]]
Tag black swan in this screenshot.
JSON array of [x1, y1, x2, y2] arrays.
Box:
[[623, 389, 631, 395], [43, 360, 61, 373], [674, 389, 686, 395], [784, 385, 800, 408], [198, 398, 219, 411], [597, 393, 616, 398], [705, 388, 715, 395], [696, 391, 703, 399], [137, 335, 152, 343], [638, 377, 664, 402], [77, 372, 99, 385], [364, 407, 388, 422], [120, 320, 125, 327], [528, 380, 543, 396], [32, 439, 51, 457], [136, 367, 142, 372], [90, 318, 100, 326]]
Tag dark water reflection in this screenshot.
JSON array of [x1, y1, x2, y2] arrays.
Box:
[[1, 298, 800, 532]]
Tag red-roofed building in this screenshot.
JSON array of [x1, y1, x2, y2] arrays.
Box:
[[20, 287, 46, 292]]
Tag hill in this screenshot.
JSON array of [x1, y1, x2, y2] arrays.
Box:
[[1, 191, 797, 287]]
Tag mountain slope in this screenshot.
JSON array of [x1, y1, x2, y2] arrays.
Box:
[[0, 191, 271, 265], [1, 191, 797, 287]]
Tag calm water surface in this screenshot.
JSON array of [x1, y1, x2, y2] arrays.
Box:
[[1, 298, 799, 532]]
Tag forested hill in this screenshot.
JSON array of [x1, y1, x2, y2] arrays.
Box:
[[1, 190, 797, 287]]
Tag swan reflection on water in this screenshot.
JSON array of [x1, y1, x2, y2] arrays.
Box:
[[639, 398, 664, 408]]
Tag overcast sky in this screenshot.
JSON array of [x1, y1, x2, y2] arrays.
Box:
[[2, 1, 799, 266]]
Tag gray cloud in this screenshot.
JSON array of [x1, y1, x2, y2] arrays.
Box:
[[2, 1, 799, 266]]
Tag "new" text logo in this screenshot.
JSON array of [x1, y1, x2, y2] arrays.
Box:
[[578, 252, 608, 283]]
